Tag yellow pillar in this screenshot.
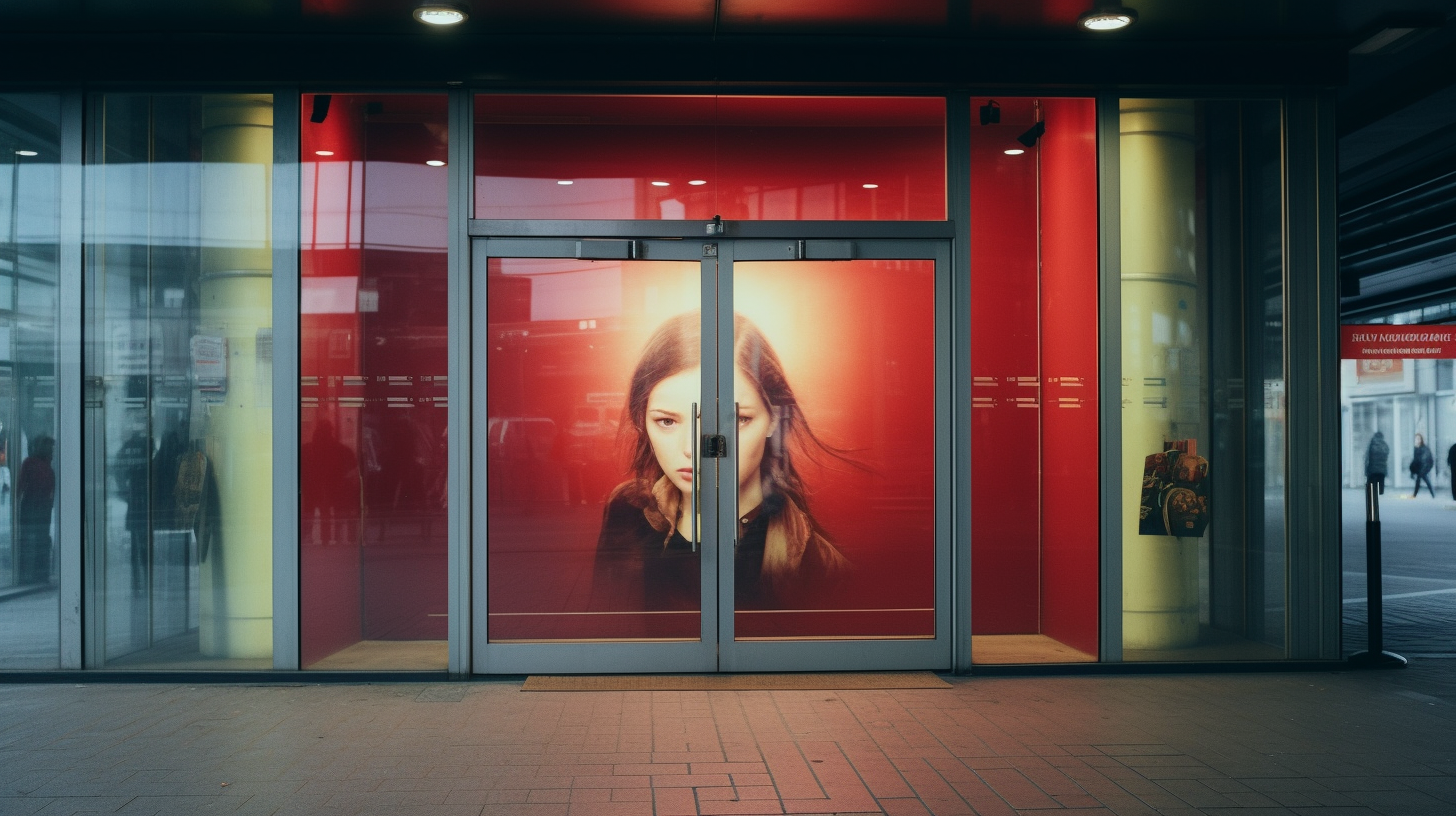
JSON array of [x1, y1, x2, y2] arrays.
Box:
[[1120, 99, 1205, 650], [198, 95, 274, 658]]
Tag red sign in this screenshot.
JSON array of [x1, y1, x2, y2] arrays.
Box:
[[1340, 325, 1456, 359]]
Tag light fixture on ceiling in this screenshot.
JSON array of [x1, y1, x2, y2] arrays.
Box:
[[1004, 149, 1026, 156], [1078, 2, 1137, 32], [414, 1, 469, 25], [651, 181, 670, 187], [688, 179, 707, 186], [314, 150, 334, 157], [426, 160, 447, 167], [15, 150, 38, 157], [557, 180, 574, 185]]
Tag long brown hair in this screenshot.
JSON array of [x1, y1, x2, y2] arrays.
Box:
[[615, 312, 850, 572]]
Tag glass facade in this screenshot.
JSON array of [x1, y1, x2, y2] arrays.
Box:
[[84, 94, 275, 669], [0, 94, 62, 670], [0, 91, 1340, 673], [1119, 99, 1287, 661], [300, 94, 449, 670]]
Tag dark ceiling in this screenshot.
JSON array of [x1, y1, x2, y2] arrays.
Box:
[[1, 0, 1455, 316]]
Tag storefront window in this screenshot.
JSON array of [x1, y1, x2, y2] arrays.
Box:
[[1119, 99, 1285, 660], [0, 94, 62, 670], [969, 97, 1100, 664], [85, 94, 275, 668], [300, 94, 449, 670], [474, 95, 946, 221]]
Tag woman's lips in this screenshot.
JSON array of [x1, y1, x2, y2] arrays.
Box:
[[677, 468, 694, 483]]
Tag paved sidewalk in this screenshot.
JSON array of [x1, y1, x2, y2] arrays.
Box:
[[3, 663, 1456, 816]]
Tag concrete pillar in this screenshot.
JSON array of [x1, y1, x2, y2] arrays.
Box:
[[198, 95, 273, 658], [1120, 99, 1206, 650]]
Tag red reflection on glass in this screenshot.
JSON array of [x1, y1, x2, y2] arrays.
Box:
[[300, 94, 450, 669], [474, 95, 945, 221]]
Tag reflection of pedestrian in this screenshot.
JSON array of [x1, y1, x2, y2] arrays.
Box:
[[15, 436, 56, 585], [1364, 431, 1389, 493], [117, 431, 152, 591], [1449, 443, 1456, 501], [301, 420, 359, 546], [1410, 433, 1435, 498]]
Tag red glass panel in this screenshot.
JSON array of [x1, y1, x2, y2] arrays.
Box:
[[732, 260, 937, 639], [970, 97, 1099, 661], [300, 93, 450, 669], [486, 258, 703, 642], [474, 95, 945, 221]]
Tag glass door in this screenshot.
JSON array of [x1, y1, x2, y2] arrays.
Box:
[[471, 237, 949, 674]]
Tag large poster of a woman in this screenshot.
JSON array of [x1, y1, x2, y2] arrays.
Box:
[[485, 256, 935, 642]]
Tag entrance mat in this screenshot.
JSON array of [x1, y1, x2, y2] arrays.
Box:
[[521, 671, 951, 691]]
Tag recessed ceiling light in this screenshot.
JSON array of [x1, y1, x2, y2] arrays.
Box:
[[688, 179, 707, 186], [1004, 148, 1026, 155], [1078, 2, 1137, 31], [414, 2, 469, 25], [651, 181, 670, 187], [314, 150, 334, 157], [15, 150, 38, 157], [557, 180, 574, 185], [426, 160, 447, 167], [862, 183, 879, 189]]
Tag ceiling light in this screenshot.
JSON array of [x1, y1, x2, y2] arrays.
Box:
[[651, 181, 670, 187], [688, 179, 707, 186], [1004, 149, 1025, 155], [414, 2, 469, 25], [557, 180, 574, 185], [15, 150, 38, 157], [862, 183, 879, 189], [1078, 2, 1137, 31], [426, 160, 446, 167], [314, 150, 334, 157]]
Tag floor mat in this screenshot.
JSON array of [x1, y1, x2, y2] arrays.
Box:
[[521, 671, 951, 691]]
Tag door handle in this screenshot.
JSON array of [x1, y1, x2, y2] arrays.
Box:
[[691, 402, 699, 552]]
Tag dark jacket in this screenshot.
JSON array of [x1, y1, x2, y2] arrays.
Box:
[[1364, 432, 1390, 477], [1412, 443, 1434, 476]]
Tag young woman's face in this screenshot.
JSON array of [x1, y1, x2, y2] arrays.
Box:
[[643, 366, 777, 499]]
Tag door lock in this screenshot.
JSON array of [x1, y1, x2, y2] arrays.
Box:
[[701, 434, 728, 458]]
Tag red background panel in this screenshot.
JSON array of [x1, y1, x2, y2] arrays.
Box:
[[970, 97, 1098, 654], [1037, 97, 1100, 656], [970, 98, 1043, 634], [475, 95, 945, 222]]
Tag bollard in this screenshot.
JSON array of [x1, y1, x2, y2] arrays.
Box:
[[1349, 479, 1407, 668]]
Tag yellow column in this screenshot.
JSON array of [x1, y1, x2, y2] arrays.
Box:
[[1120, 99, 1205, 650], [198, 95, 274, 658]]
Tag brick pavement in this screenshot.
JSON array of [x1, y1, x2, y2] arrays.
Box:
[[2, 662, 1455, 815]]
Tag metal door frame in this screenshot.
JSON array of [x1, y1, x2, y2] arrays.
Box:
[[469, 225, 953, 675]]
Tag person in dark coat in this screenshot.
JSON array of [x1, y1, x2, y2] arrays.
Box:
[[1410, 433, 1435, 498], [1447, 442, 1456, 501], [15, 435, 56, 585], [1364, 431, 1389, 493]]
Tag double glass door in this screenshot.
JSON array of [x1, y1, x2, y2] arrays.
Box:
[[472, 236, 949, 673]]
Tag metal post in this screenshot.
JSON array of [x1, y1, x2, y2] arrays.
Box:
[[1348, 480, 1406, 668]]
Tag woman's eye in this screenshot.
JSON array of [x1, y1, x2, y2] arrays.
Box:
[[654, 418, 677, 429], [737, 415, 752, 426]]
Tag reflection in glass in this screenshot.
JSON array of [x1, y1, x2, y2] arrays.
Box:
[[0, 94, 62, 670], [475, 95, 946, 221], [485, 258, 702, 642], [1120, 99, 1286, 661], [733, 260, 936, 639], [85, 94, 275, 669], [300, 94, 449, 670]]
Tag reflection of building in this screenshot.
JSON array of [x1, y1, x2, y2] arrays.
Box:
[[1, 3, 1455, 676], [1343, 357, 1456, 490]]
